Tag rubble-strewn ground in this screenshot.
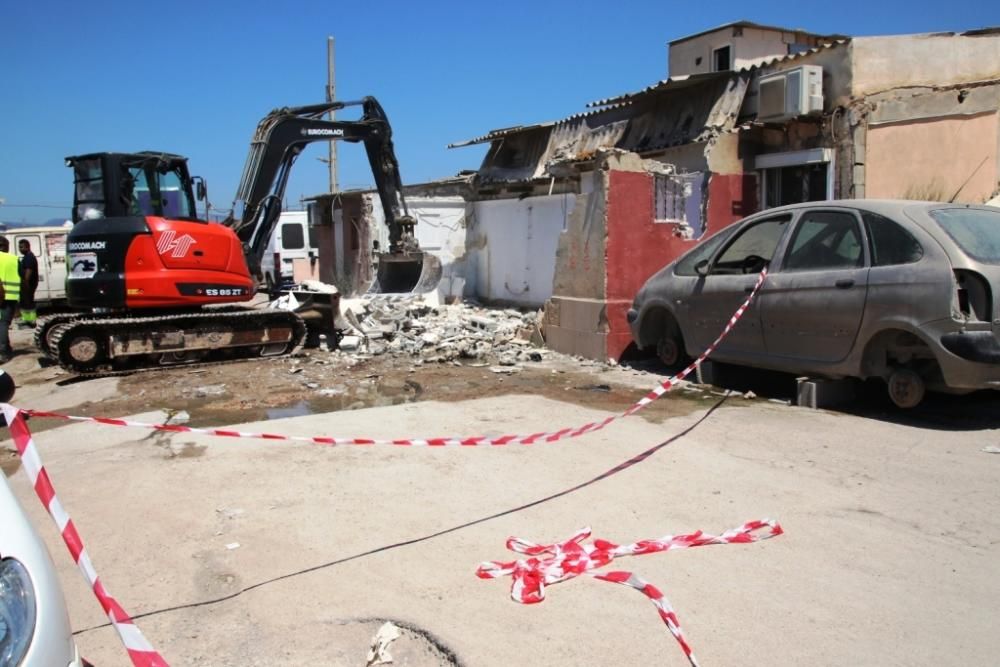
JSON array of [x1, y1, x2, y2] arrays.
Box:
[[9, 295, 733, 431], [3, 301, 1000, 666]]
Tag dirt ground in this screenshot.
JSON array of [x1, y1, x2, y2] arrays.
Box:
[[7, 321, 723, 431], [3, 323, 1000, 666]]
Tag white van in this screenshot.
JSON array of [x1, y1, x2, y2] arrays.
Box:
[[3, 224, 71, 306], [259, 211, 319, 293]]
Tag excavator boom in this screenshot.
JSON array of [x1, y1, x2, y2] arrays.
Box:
[[228, 97, 431, 292]]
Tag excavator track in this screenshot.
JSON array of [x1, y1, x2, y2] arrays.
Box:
[[35, 306, 256, 359], [48, 308, 307, 377]]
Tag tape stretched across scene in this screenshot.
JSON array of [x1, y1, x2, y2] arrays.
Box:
[[14, 268, 768, 446], [0, 268, 768, 666]]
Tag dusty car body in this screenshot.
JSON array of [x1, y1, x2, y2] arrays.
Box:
[[627, 200, 1000, 407]]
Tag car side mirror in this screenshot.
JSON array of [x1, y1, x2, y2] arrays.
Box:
[[695, 259, 710, 276]]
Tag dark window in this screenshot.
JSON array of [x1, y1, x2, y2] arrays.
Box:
[[308, 224, 318, 249], [862, 211, 923, 266], [674, 225, 737, 276], [713, 45, 731, 71], [712, 216, 791, 274], [73, 158, 105, 221], [762, 163, 828, 208], [784, 211, 863, 271], [282, 223, 305, 250]]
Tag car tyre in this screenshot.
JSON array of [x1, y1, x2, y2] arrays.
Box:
[[656, 330, 689, 371], [887, 367, 926, 409]]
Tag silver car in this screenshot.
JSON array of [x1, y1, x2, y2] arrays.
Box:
[[627, 200, 1000, 408], [1, 367, 85, 667]]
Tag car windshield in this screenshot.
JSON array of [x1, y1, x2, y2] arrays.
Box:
[[930, 208, 1000, 264]]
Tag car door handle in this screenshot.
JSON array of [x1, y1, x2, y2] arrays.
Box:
[[835, 279, 855, 289]]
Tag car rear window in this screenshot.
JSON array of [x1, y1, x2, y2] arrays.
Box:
[[930, 208, 1000, 264], [862, 211, 923, 266]]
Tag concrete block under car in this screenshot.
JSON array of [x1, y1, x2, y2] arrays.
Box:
[[796, 376, 856, 409], [695, 359, 732, 386]]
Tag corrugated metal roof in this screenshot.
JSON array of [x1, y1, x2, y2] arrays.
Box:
[[748, 38, 849, 71], [469, 72, 749, 184], [448, 123, 556, 149], [587, 71, 732, 108], [589, 40, 848, 108]]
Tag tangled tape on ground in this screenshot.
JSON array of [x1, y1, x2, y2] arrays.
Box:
[[2, 405, 168, 666], [477, 520, 784, 667], [16, 268, 768, 447]]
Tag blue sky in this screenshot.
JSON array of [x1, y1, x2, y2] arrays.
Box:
[[1, 0, 994, 225]]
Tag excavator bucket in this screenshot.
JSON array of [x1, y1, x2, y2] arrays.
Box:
[[370, 252, 443, 294]]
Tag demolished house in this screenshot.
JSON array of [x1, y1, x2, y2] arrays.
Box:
[[304, 21, 1000, 364], [449, 22, 1000, 362]]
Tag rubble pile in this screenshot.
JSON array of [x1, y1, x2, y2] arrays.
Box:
[[337, 295, 546, 367]]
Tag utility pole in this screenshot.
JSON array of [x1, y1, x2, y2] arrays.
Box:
[[326, 36, 339, 194]]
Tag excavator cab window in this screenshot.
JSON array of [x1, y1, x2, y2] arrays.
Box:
[[71, 158, 106, 221], [126, 164, 196, 220]]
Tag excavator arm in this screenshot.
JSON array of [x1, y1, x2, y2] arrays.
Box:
[[229, 97, 418, 280]]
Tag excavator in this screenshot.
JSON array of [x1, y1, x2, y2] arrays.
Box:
[[37, 97, 440, 375]]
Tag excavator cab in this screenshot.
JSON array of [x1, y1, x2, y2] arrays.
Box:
[[68, 152, 203, 224]]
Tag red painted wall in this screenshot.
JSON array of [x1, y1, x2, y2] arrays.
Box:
[[604, 170, 758, 360]]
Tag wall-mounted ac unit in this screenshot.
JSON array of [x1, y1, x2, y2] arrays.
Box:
[[757, 65, 824, 122]]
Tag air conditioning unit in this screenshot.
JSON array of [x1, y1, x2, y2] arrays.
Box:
[[757, 65, 824, 122]]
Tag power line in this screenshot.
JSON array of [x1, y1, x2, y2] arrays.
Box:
[[0, 203, 72, 210]]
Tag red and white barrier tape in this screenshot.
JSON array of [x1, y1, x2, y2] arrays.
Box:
[[14, 269, 768, 447], [476, 519, 783, 667], [0, 269, 768, 666], [2, 405, 168, 666]]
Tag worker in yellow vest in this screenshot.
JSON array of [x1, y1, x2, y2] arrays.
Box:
[[0, 236, 21, 362]]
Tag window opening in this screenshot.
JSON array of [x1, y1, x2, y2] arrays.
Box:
[[762, 163, 828, 209], [862, 211, 923, 266], [712, 45, 732, 71], [784, 211, 863, 271], [712, 216, 790, 274]]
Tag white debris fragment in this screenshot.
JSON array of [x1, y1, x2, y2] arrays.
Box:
[[982, 446, 1000, 454], [225, 542, 241, 550], [366, 621, 402, 667]]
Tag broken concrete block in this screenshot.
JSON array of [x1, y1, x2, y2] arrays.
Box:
[[468, 316, 499, 332], [796, 377, 856, 410], [339, 335, 363, 351]]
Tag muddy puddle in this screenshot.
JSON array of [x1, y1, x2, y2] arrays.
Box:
[[6, 355, 744, 436]]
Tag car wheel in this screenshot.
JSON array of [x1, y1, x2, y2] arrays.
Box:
[[887, 367, 926, 409], [656, 331, 688, 371]]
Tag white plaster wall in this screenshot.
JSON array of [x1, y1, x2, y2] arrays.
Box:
[[470, 194, 575, 306], [852, 34, 1000, 97], [669, 27, 804, 77], [367, 194, 470, 298]]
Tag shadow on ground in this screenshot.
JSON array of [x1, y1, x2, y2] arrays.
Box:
[[622, 356, 1000, 432]]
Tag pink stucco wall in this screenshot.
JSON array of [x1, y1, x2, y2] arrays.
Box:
[[866, 113, 999, 203]]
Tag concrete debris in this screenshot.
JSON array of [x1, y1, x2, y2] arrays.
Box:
[[192, 384, 226, 397], [366, 621, 402, 667], [335, 294, 549, 366]]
